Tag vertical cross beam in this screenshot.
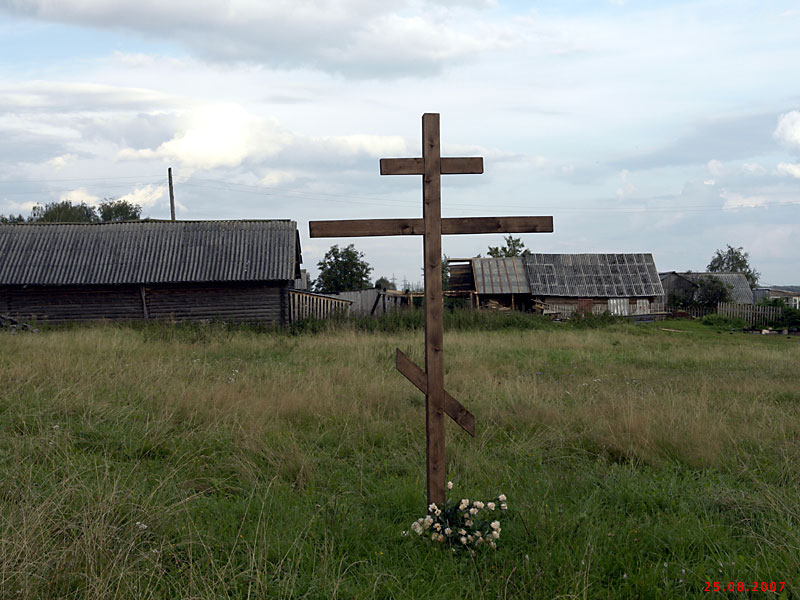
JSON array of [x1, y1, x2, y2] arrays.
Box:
[[422, 114, 446, 506], [310, 112, 552, 509]]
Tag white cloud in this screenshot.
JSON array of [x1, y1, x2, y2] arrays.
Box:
[[720, 189, 766, 210], [117, 104, 291, 171], [615, 169, 636, 201], [0, 81, 177, 112], [776, 162, 800, 179], [741, 162, 766, 175], [59, 188, 101, 206], [117, 103, 410, 173], [47, 153, 77, 170], [707, 159, 725, 177], [119, 184, 166, 208], [0, 0, 503, 78], [260, 170, 297, 187], [774, 111, 800, 152]]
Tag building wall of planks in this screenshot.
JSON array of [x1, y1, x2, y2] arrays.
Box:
[[325, 288, 407, 316], [535, 296, 664, 318], [0, 282, 288, 325], [288, 290, 351, 322]]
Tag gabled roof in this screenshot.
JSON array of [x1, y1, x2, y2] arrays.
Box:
[[0, 220, 300, 286], [674, 272, 753, 304], [524, 253, 663, 298], [472, 257, 530, 294]]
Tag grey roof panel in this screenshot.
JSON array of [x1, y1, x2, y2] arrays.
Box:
[[678, 272, 754, 304], [472, 257, 530, 294], [0, 220, 298, 285], [524, 253, 664, 298]]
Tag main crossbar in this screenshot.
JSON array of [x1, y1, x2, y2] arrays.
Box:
[[380, 157, 483, 175], [309, 216, 553, 238]]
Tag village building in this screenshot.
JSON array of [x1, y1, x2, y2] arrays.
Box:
[[753, 287, 800, 309], [0, 219, 348, 326], [449, 253, 665, 317], [660, 271, 754, 306]]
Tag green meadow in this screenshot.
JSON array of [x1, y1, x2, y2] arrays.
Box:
[[1, 315, 798, 599]]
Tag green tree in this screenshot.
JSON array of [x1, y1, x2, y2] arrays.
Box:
[[374, 276, 396, 290], [487, 235, 528, 258], [707, 245, 760, 288], [29, 201, 99, 223], [694, 276, 731, 308], [98, 199, 142, 222], [314, 244, 373, 293], [0, 213, 26, 224]]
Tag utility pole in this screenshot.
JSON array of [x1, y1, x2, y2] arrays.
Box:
[[168, 167, 176, 221]]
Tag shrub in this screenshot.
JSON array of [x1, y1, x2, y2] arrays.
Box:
[[701, 314, 748, 329]]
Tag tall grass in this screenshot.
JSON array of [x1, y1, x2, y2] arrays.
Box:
[[1, 319, 798, 598]]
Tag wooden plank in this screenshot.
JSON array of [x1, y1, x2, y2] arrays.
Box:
[[422, 112, 446, 507], [442, 216, 553, 234], [396, 349, 475, 436], [310, 219, 424, 238], [380, 157, 423, 175], [310, 216, 553, 238], [380, 157, 483, 175], [441, 157, 483, 174]]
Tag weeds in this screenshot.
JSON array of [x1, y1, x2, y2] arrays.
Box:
[[1, 320, 798, 598]]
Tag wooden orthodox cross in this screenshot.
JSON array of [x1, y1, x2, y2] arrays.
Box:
[[310, 113, 553, 506]]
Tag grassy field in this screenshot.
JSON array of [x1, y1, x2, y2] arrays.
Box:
[[1, 315, 798, 599]]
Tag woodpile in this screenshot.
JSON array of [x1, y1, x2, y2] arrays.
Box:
[[0, 313, 39, 333]]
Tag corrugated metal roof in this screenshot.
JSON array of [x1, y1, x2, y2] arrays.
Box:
[[0, 220, 299, 285], [524, 253, 664, 298], [679, 272, 753, 304], [473, 257, 530, 294]]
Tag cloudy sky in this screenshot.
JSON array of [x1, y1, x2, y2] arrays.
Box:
[[1, 0, 798, 286]]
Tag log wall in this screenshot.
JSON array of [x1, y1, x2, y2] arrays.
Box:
[[0, 282, 288, 326]]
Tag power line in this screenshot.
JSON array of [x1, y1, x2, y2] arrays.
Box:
[[3, 172, 797, 215], [0, 175, 164, 184]]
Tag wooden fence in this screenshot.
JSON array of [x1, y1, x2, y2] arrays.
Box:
[[288, 290, 351, 323], [716, 302, 784, 326]]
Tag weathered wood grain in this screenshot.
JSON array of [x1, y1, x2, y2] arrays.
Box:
[[395, 349, 475, 436], [310, 216, 553, 238]]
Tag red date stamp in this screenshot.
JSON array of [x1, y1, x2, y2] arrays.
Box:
[[705, 581, 785, 593]]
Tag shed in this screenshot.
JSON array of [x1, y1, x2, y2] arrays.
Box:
[[460, 253, 664, 316], [0, 220, 303, 325], [524, 253, 664, 316], [753, 287, 800, 309], [660, 272, 754, 305]]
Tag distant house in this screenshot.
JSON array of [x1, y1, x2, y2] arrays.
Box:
[[753, 287, 800, 309], [0, 220, 316, 326], [449, 253, 665, 317], [660, 272, 754, 306]]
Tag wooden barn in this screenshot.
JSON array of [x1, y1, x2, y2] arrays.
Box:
[[0, 219, 347, 326], [660, 271, 754, 306], [450, 253, 665, 317]]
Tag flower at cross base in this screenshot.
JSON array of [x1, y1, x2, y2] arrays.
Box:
[[487, 502, 496, 510], [498, 494, 507, 502], [447, 481, 454, 490]]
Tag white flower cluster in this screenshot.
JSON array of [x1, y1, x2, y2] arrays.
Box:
[[405, 482, 508, 552]]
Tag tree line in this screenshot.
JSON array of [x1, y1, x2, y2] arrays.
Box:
[[0, 199, 143, 224], [2, 203, 762, 299]]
